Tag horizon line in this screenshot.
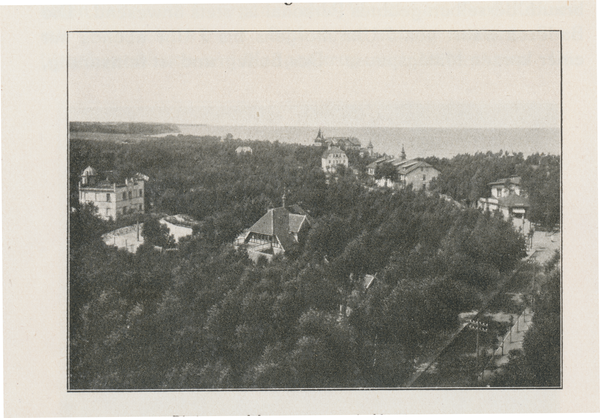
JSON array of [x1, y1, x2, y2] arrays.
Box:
[[70, 121, 561, 130]]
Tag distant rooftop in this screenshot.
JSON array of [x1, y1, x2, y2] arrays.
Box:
[[488, 176, 521, 187]]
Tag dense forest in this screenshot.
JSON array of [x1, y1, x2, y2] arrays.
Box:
[[490, 251, 561, 387], [425, 152, 560, 227], [69, 134, 559, 388]]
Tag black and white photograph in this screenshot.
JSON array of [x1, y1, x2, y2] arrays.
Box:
[[68, 30, 562, 390], [3, 2, 598, 415]]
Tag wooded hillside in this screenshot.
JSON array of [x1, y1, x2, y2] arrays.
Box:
[[70, 135, 558, 388]]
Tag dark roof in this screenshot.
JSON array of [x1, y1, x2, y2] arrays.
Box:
[[396, 159, 434, 175], [327, 137, 361, 147], [287, 204, 315, 225], [96, 179, 114, 188], [80, 165, 146, 189], [289, 214, 307, 234], [367, 157, 438, 175], [488, 176, 521, 187], [287, 204, 307, 216], [79, 178, 114, 190], [316, 134, 362, 148], [247, 206, 311, 251], [497, 194, 530, 208], [272, 208, 296, 251], [367, 157, 388, 169]]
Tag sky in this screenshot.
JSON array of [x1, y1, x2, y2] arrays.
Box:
[[68, 31, 561, 128]]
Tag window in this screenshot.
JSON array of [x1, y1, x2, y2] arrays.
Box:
[[128, 191, 132, 199], [423, 174, 426, 181], [139, 204, 142, 210], [139, 190, 143, 197], [106, 208, 109, 216], [106, 193, 111, 202], [123, 192, 127, 200]]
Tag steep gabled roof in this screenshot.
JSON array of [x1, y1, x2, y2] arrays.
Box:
[[248, 210, 275, 236], [246, 206, 311, 251], [287, 204, 315, 226], [287, 204, 308, 216], [272, 207, 296, 251], [289, 214, 307, 234]]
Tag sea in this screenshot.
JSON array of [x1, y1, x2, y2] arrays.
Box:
[[177, 125, 560, 160]]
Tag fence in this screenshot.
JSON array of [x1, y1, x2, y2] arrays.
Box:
[[481, 307, 532, 381]]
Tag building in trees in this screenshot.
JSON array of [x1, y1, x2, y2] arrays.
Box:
[[321, 147, 349, 173], [234, 202, 313, 262], [366, 140, 374, 157], [477, 176, 531, 234], [78, 166, 145, 220], [367, 155, 439, 190], [489, 176, 524, 198], [313, 128, 362, 151], [235, 146, 253, 155], [358, 140, 375, 158], [477, 177, 530, 219]]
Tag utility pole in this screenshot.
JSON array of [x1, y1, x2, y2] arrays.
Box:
[[532, 262, 537, 313], [476, 328, 480, 367], [468, 319, 488, 378], [373, 333, 378, 368]]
